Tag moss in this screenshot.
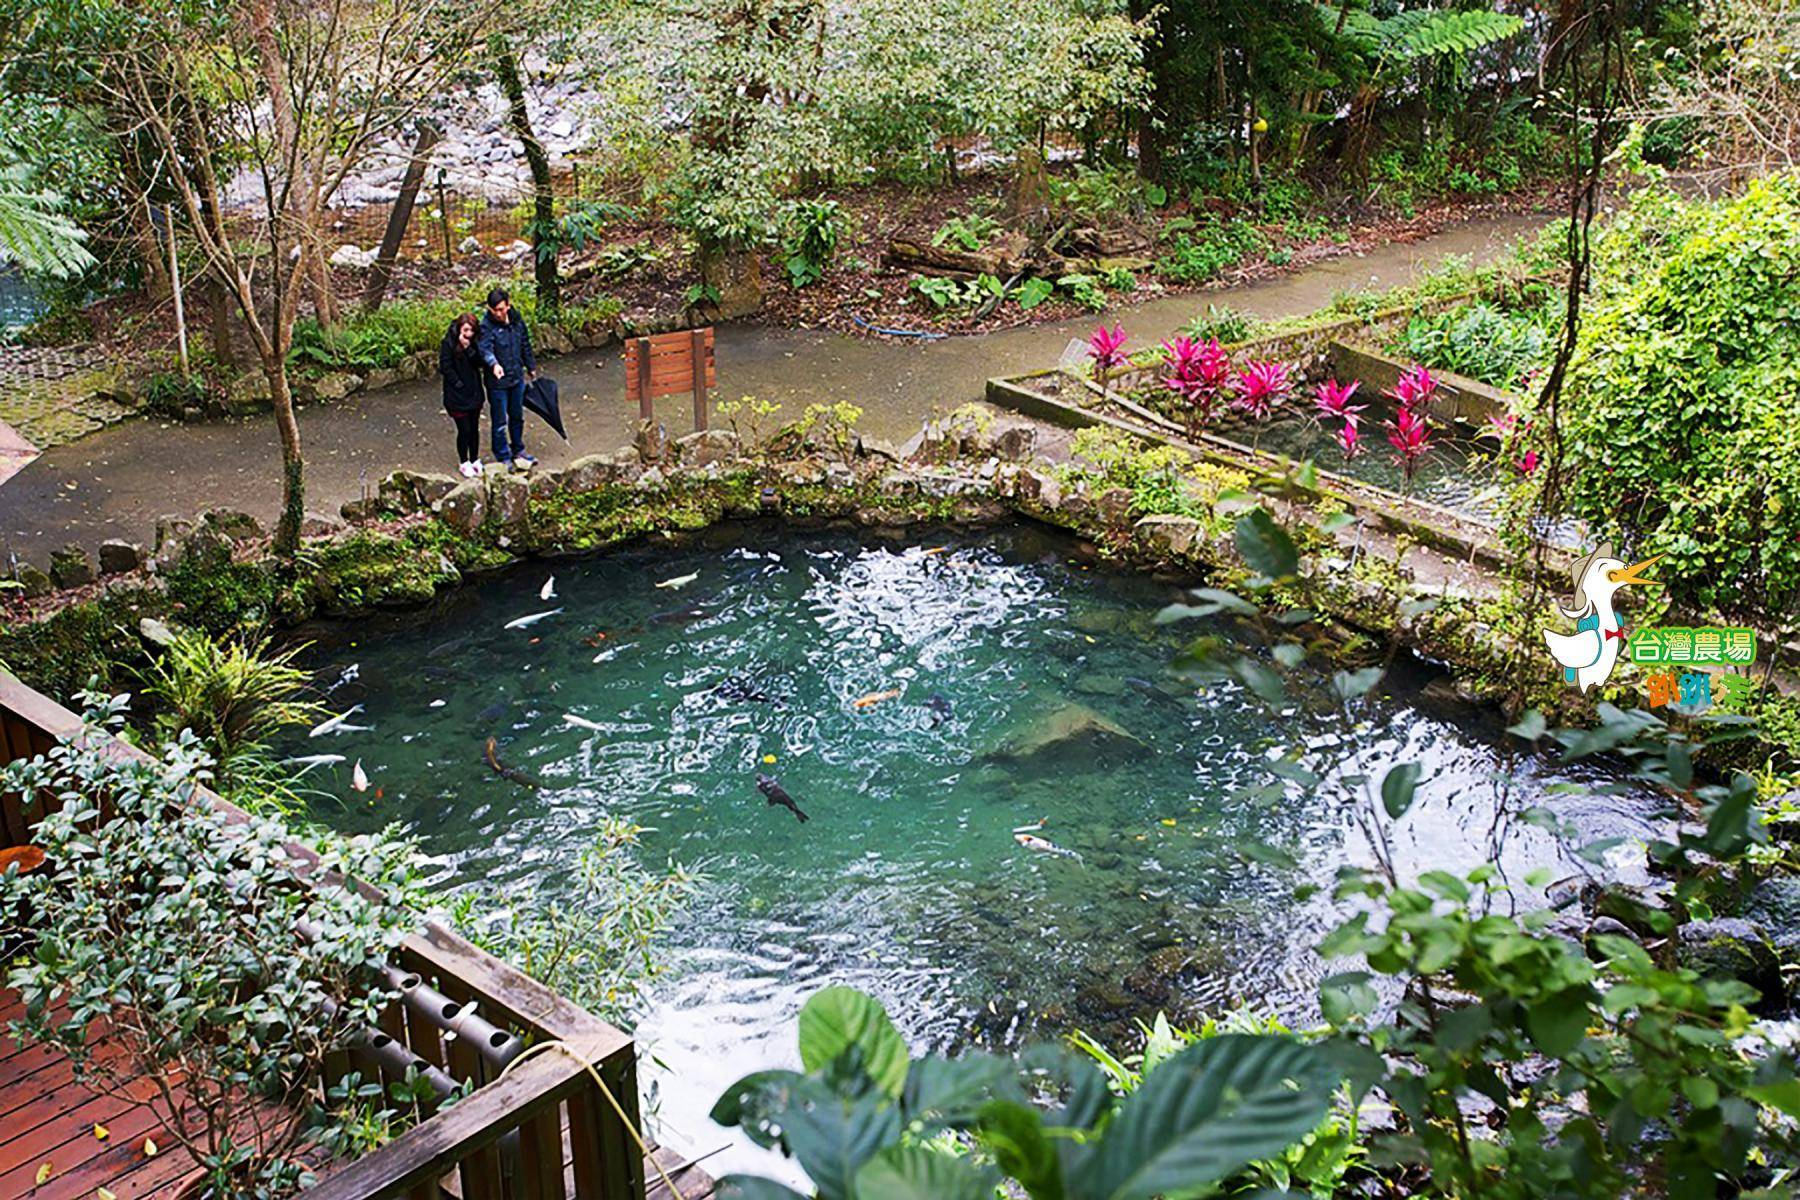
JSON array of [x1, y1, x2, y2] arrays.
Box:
[[161, 547, 280, 633], [301, 530, 461, 614], [0, 585, 171, 703]]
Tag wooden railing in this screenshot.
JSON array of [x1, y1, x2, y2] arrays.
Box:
[[0, 673, 649, 1200]]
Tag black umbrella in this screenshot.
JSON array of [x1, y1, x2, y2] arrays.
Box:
[[523, 375, 568, 441]]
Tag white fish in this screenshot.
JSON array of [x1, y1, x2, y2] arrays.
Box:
[[540, 576, 557, 601], [504, 608, 564, 630], [351, 760, 370, 792], [430, 699, 447, 708], [655, 573, 698, 590], [285, 753, 345, 773], [309, 705, 365, 738], [1015, 832, 1082, 861], [563, 713, 606, 732], [1012, 819, 1048, 834]]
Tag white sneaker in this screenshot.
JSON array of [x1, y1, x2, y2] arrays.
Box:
[[458, 461, 476, 478], [472, 460, 485, 476]]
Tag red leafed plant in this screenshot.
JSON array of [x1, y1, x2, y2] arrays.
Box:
[[1161, 335, 1232, 437], [1337, 416, 1363, 461], [1314, 377, 1365, 422], [1387, 405, 1434, 484], [1087, 324, 1130, 395], [1389, 364, 1440, 412], [1232, 359, 1293, 423]]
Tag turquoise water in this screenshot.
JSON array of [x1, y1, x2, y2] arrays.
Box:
[[287, 522, 1653, 1172]]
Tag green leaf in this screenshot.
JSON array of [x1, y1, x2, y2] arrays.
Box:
[[1331, 668, 1383, 703], [978, 1100, 1064, 1200], [798, 986, 910, 1098], [903, 1053, 1016, 1124], [1234, 509, 1299, 580], [1235, 659, 1287, 706], [1525, 988, 1591, 1056], [854, 1146, 999, 1200], [1318, 971, 1377, 1025], [1381, 762, 1422, 820], [782, 1094, 903, 1200], [711, 1070, 806, 1127], [1073, 1035, 1338, 1200], [1017, 277, 1055, 310]]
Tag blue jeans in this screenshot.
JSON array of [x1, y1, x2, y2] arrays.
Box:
[[488, 381, 525, 461]]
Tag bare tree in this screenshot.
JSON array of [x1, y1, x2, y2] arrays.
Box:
[[25, 0, 510, 553]]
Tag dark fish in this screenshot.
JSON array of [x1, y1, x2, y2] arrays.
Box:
[[756, 772, 809, 824], [429, 635, 471, 658], [715, 674, 781, 706], [485, 737, 540, 790], [423, 664, 474, 682], [649, 606, 706, 626], [476, 699, 508, 723], [925, 693, 953, 725], [1126, 676, 1181, 705]]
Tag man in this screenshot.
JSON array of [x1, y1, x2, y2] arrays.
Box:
[[477, 286, 538, 470]]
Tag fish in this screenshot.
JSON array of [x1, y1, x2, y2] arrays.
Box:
[[715, 675, 780, 705], [284, 753, 346, 773], [852, 688, 903, 710], [485, 737, 541, 789], [655, 572, 699, 590], [504, 608, 563, 630], [540, 575, 557, 601], [563, 713, 606, 732], [1012, 819, 1048, 834], [351, 760, 370, 792], [649, 606, 706, 626], [1014, 832, 1081, 861], [756, 773, 810, 823], [583, 631, 610, 647], [422, 664, 474, 682], [309, 705, 366, 738], [924, 693, 953, 725], [323, 663, 360, 693], [476, 699, 509, 723]]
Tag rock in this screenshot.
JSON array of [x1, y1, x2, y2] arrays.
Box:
[[1133, 514, 1203, 558], [200, 508, 264, 542], [438, 479, 487, 535], [1742, 875, 1800, 962], [571, 326, 611, 351], [225, 371, 272, 416], [676, 428, 741, 468], [48, 544, 95, 589], [340, 497, 381, 524], [825, 462, 857, 490], [457, 235, 483, 255], [991, 421, 1037, 463], [138, 617, 178, 647], [487, 472, 530, 536], [1676, 918, 1782, 1000], [560, 453, 621, 493], [496, 238, 533, 263], [637, 466, 667, 491], [97, 539, 145, 576], [1097, 487, 1134, 527], [536, 324, 573, 356], [13, 563, 51, 599], [989, 703, 1145, 764], [308, 372, 361, 404], [378, 470, 458, 515], [153, 515, 193, 556], [1072, 674, 1127, 698], [329, 243, 378, 269], [855, 434, 902, 462], [363, 367, 400, 393], [777, 458, 826, 487], [636, 421, 672, 463], [300, 511, 345, 538]]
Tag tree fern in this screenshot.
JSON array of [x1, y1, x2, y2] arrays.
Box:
[[0, 160, 97, 279], [1387, 9, 1525, 59]]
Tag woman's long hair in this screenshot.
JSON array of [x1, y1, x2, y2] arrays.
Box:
[[445, 312, 479, 356]]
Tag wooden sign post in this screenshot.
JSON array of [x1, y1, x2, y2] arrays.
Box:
[[624, 327, 717, 432]]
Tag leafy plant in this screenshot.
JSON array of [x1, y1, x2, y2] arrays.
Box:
[[1049, 162, 1166, 224], [1157, 219, 1267, 284], [1015, 277, 1055, 310], [930, 212, 1000, 252], [1393, 300, 1556, 391], [1181, 303, 1258, 344], [711, 985, 1343, 1200], [783, 199, 845, 288], [524, 197, 639, 263], [1057, 272, 1107, 311], [0, 694, 422, 1196]]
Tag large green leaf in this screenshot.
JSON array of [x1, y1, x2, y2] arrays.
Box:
[[1071, 1035, 1338, 1200], [716, 1178, 810, 1200], [1234, 510, 1299, 580], [978, 1100, 1065, 1200], [854, 1146, 999, 1200], [781, 1092, 904, 1200], [1381, 762, 1422, 820], [903, 1051, 1018, 1124], [798, 986, 910, 1097]]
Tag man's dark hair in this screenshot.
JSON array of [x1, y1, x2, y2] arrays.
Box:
[[486, 286, 510, 310]]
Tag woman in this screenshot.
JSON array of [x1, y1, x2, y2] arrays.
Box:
[[439, 313, 485, 477]]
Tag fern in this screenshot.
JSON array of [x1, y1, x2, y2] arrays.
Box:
[[1389, 9, 1525, 59], [0, 161, 96, 280]]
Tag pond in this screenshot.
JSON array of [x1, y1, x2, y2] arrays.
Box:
[[0, 267, 43, 335], [287, 521, 1656, 1176]]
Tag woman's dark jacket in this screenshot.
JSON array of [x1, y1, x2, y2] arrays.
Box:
[[439, 324, 485, 414]]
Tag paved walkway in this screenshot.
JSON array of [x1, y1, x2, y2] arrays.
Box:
[[0, 213, 1545, 567], [0, 345, 131, 451]]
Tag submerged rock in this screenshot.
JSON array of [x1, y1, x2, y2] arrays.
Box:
[[1134, 514, 1204, 558], [989, 703, 1145, 764]]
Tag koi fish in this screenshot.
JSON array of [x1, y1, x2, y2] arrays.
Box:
[[540, 576, 557, 601], [852, 689, 903, 709], [309, 706, 367, 738], [1012, 819, 1048, 834], [1015, 833, 1081, 861], [655, 572, 699, 590], [504, 608, 563, 630], [485, 737, 540, 789], [351, 760, 370, 792], [563, 713, 606, 732], [284, 753, 346, 773], [756, 773, 810, 823]]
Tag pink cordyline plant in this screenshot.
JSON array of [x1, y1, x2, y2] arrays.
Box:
[[1087, 324, 1130, 394], [1389, 364, 1440, 412], [1314, 377, 1365, 422], [1337, 416, 1362, 461], [1231, 359, 1294, 423], [1161, 335, 1232, 436], [1387, 405, 1434, 485], [1516, 449, 1541, 476]]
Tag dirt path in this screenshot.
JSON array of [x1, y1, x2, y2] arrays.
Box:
[[0, 212, 1545, 568]]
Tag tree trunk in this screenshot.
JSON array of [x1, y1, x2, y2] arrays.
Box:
[[363, 120, 442, 312], [267, 360, 305, 555], [1131, 0, 1166, 181], [494, 39, 558, 314], [206, 270, 235, 369]]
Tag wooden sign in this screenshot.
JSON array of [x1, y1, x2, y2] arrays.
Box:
[[624, 327, 717, 431]]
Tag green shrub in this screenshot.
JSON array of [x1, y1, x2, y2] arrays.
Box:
[[1564, 175, 1800, 616], [1393, 299, 1558, 390], [782, 198, 845, 288], [1156, 217, 1267, 284]]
